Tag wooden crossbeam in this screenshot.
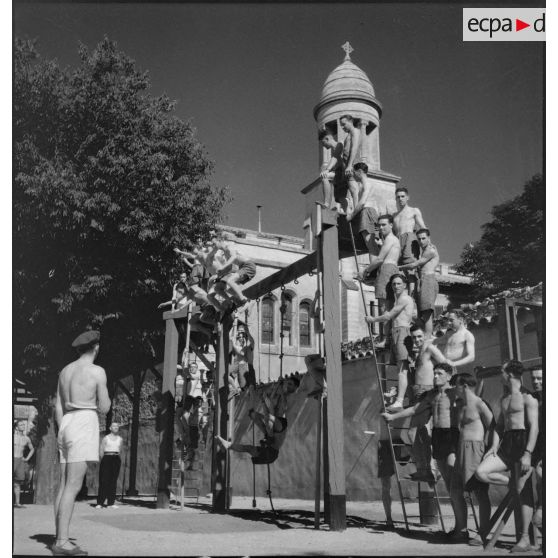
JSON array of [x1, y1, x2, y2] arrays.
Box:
[[189, 341, 216, 374], [242, 251, 317, 300], [117, 380, 133, 402]]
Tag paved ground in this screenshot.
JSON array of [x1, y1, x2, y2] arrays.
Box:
[[13, 496, 543, 556]]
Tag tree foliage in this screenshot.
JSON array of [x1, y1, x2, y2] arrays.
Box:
[[455, 174, 544, 294], [13, 37, 229, 416]]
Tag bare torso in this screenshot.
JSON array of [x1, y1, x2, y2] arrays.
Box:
[[393, 206, 419, 236], [392, 292, 414, 328], [414, 341, 443, 385], [381, 233, 401, 266], [420, 244, 440, 276], [501, 391, 527, 431], [442, 328, 472, 363], [430, 388, 456, 428], [58, 358, 104, 412], [456, 394, 486, 441]]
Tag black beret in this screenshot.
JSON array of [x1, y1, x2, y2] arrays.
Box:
[[71, 330, 100, 348]]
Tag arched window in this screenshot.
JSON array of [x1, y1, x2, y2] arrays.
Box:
[[299, 301, 312, 347], [261, 296, 275, 344], [280, 293, 293, 346]]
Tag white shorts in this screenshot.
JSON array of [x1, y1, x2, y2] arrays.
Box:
[[57, 410, 100, 463]]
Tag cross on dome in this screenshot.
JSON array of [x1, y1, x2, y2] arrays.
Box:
[[341, 41, 354, 61]]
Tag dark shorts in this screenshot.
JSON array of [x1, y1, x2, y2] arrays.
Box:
[[377, 440, 395, 478], [273, 416, 288, 434], [13, 457, 27, 483], [237, 262, 256, 284], [251, 442, 279, 465], [432, 427, 460, 461], [497, 429, 527, 470], [399, 233, 418, 267], [418, 274, 439, 312], [356, 207, 378, 236], [532, 434, 543, 465]]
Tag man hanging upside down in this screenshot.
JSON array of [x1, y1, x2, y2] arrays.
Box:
[[215, 376, 300, 464]]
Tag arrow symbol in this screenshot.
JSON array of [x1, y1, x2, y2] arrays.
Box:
[[516, 19, 530, 31]]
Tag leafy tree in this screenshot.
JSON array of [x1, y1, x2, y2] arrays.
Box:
[[13, 37, 229, 501], [455, 174, 544, 294]]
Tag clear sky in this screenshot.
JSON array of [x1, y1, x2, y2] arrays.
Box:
[[13, 1, 544, 263]]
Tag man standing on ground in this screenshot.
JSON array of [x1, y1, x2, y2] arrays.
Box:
[[96, 422, 123, 509], [359, 215, 401, 347], [392, 188, 426, 297], [530, 367, 543, 538], [400, 228, 440, 338], [347, 162, 379, 256], [437, 310, 476, 374], [475, 360, 539, 553], [13, 420, 34, 508], [451, 373, 494, 545], [54, 330, 111, 556], [365, 274, 413, 411], [383, 363, 463, 539]]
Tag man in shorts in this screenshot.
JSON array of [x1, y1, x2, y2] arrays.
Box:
[[358, 215, 401, 347], [340, 114, 362, 212], [400, 228, 440, 337], [366, 274, 413, 411], [318, 128, 345, 211], [215, 376, 300, 464], [13, 420, 34, 508], [347, 162, 379, 256], [530, 367, 543, 535], [451, 373, 494, 545], [383, 363, 463, 538], [475, 360, 539, 553], [436, 310, 476, 374], [393, 187, 426, 297], [53, 330, 111, 556]]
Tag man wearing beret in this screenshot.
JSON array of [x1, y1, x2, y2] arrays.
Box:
[[53, 330, 111, 556]]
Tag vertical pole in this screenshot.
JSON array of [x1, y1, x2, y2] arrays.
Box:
[[127, 370, 141, 496], [314, 397, 322, 529], [157, 315, 179, 508], [211, 314, 232, 512], [320, 210, 346, 531]]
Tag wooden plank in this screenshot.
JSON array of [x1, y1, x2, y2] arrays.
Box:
[[117, 380, 133, 402], [156, 316, 179, 508], [321, 217, 346, 531], [242, 251, 317, 300], [189, 341, 216, 374]]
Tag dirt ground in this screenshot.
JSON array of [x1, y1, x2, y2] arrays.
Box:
[[12, 495, 543, 556]]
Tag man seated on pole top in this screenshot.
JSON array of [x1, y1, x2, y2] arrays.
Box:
[[215, 376, 300, 465], [366, 273, 413, 411], [318, 128, 346, 212], [475, 360, 539, 553], [358, 214, 401, 347], [399, 228, 439, 338], [347, 162, 380, 257], [392, 187, 426, 297], [53, 330, 111, 556]]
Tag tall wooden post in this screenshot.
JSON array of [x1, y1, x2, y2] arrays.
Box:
[[211, 313, 232, 512], [156, 311, 180, 508], [319, 209, 346, 530]]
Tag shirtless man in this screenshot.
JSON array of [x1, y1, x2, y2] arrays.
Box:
[[365, 273, 413, 411], [215, 376, 300, 464], [54, 330, 111, 556], [437, 310, 476, 374], [318, 128, 345, 211], [13, 420, 34, 508], [530, 367, 543, 536], [383, 363, 462, 538], [157, 282, 193, 312], [400, 228, 439, 337], [304, 353, 327, 399], [359, 215, 401, 346], [347, 162, 379, 256], [229, 323, 255, 394], [392, 188, 426, 296], [451, 373, 494, 545], [475, 360, 539, 553], [339, 114, 362, 212], [405, 324, 450, 478], [214, 238, 256, 309]]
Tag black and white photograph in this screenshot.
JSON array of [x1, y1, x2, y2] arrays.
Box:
[[12, 1, 545, 556]]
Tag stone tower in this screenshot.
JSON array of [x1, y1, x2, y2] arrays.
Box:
[[302, 43, 400, 250]]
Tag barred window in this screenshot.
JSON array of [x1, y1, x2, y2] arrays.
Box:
[[261, 296, 275, 344], [280, 293, 293, 346], [299, 301, 311, 347]]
